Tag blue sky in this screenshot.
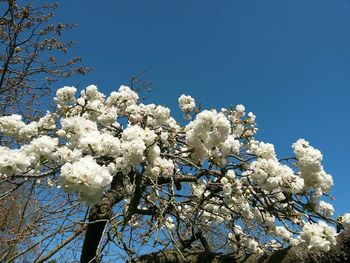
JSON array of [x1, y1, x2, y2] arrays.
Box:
[[53, 0, 350, 215]]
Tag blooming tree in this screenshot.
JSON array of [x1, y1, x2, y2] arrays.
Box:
[[0, 84, 349, 262]]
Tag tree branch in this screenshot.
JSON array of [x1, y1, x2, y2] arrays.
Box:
[[36, 226, 86, 263]]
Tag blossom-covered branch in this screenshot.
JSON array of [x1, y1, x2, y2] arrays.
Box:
[[0, 84, 349, 262]]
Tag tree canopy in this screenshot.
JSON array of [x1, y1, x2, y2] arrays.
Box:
[[0, 84, 349, 262]]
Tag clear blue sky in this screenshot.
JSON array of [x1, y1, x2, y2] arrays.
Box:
[[54, 0, 350, 215]]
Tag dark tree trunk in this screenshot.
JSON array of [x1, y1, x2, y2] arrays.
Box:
[[80, 174, 125, 263], [80, 173, 199, 262]]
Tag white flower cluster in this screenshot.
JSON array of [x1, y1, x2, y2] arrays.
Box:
[[118, 125, 147, 168], [0, 147, 30, 177], [300, 221, 337, 252], [253, 207, 276, 229], [0, 114, 25, 137], [55, 85, 120, 128], [146, 144, 175, 177], [0, 134, 58, 178], [127, 103, 170, 128], [106, 85, 139, 114], [191, 172, 256, 225], [317, 201, 334, 217], [149, 157, 175, 177], [248, 141, 276, 160], [76, 85, 118, 125], [59, 156, 112, 203], [228, 225, 263, 254], [60, 115, 119, 157], [185, 110, 230, 163], [61, 116, 98, 141], [178, 94, 195, 112], [236, 104, 245, 115], [23, 135, 59, 161], [247, 141, 304, 193], [274, 226, 293, 241], [19, 122, 39, 140], [293, 139, 333, 194], [53, 147, 82, 165], [0, 112, 55, 141], [54, 86, 77, 108], [221, 135, 241, 157], [221, 170, 236, 195], [341, 213, 350, 232]]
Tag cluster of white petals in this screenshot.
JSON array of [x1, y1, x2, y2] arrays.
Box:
[[317, 200, 334, 217], [178, 94, 195, 112], [293, 139, 333, 194], [341, 213, 350, 232], [54, 86, 77, 107], [59, 156, 112, 203], [0, 147, 30, 177], [119, 125, 147, 168], [0, 114, 25, 137], [127, 103, 170, 128], [228, 225, 263, 254], [185, 110, 230, 162], [164, 216, 176, 230], [247, 141, 305, 193], [149, 157, 174, 177], [23, 135, 59, 161], [300, 221, 337, 252], [53, 147, 82, 164], [0, 112, 56, 142], [106, 85, 139, 114]]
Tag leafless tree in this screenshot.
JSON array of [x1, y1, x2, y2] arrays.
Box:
[[0, 0, 89, 261], [0, 0, 90, 119]]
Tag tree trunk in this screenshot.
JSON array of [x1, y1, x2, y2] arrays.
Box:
[[80, 174, 125, 263]]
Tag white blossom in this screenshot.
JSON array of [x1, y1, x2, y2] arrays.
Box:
[[236, 104, 245, 113], [221, 135, 240, 156], [178, 94, 195, 112], [300, 221, 337, 252], [341, 213, 350, 233], [54, 86, 77, 107], [185, 110, 230, 162], [293, 139, 333, 193], [23, 135, 59, 161], [59, 155, 112, 203], [318, 201, 334, 216], [275, 226, 292, 241], [0, 147, 31, 177], [106, 85, 139, 114], [150, 157, 174, 177], [0, 114, 25, 137], [164, 216, 176, 230]]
